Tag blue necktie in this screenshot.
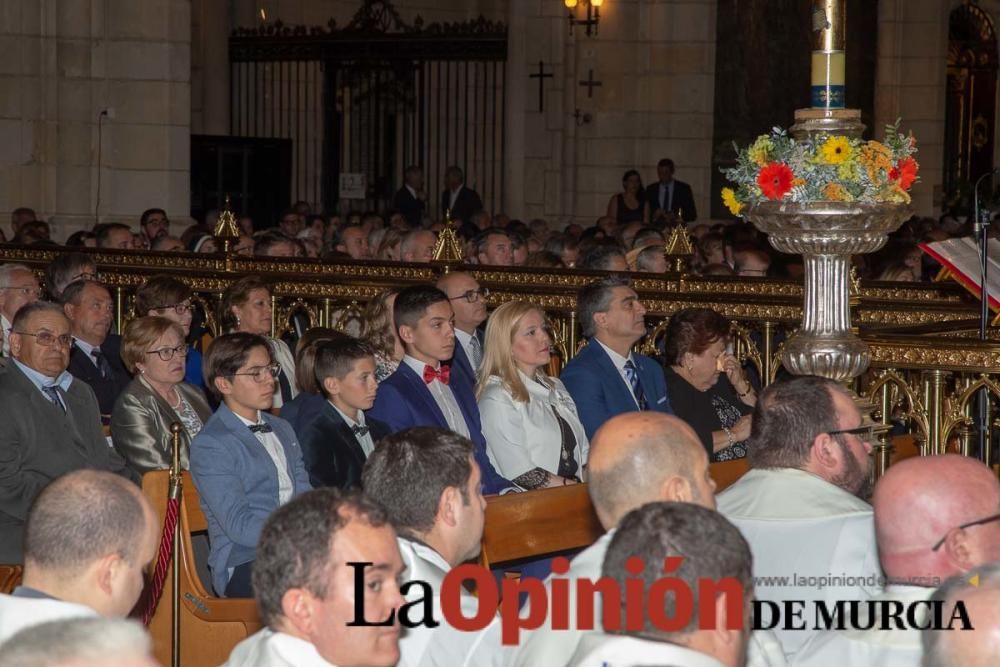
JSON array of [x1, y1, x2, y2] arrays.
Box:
[[42, 386, 65, 413], [624, 359, 648, 410]]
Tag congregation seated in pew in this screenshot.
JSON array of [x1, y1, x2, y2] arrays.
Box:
[[279, 326, 347, 433]]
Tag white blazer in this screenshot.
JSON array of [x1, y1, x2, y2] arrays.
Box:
[[396, 538, 510, 667], [791, 585, 931, 667], [717, 468, 882, 658], [0, 593, 96, 644], [478, 371, 589, 481], [269, 337, 298, 409]]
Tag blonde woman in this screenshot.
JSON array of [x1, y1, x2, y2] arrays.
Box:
[[360, 289, 403, 382], [476, 301, 588, 490]]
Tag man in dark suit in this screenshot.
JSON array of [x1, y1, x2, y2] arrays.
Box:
[[0, 301, 137, 563], [62, 280, 131, 418], [645, 158, 697, 223], [298, 338, 390, 489], [561, 276, 672, 439], [368, 285, 515, 495], [435, 271, 487, 388], [392, 165, 426, 228], [440, 166, 483, 226]]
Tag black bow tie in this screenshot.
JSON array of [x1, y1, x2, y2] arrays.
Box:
[[351, 424, 370, 437], [249, 423, 273, 434]]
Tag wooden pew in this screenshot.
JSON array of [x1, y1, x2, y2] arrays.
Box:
[[142, 471, 262, 667], [710, 458, 751, 493], [0, 564, 22, 594]]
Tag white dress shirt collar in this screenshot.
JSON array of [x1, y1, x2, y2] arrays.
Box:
[[402, 354, 436, 375], [593, 337, 633, 372], [267, 630, 338, 666]]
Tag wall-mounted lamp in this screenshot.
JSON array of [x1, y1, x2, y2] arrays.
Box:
[[565, 0, 601, 37]]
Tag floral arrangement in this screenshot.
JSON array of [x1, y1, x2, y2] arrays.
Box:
[[720, 122, 919, 216]]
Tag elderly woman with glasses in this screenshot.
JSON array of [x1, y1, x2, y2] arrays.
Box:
[[135, 275, 204, 387], [110, 316, 212, 475]]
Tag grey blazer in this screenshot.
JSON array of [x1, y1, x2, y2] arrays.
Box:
[[110, 375, 213, 475], [0, 361, 137, 563]]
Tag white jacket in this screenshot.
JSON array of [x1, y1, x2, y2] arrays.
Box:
[[396, 537, 510, 667], [717, 468, 882, 658], [224, 628, 334, 667], [478, 372, 589, 481], [0, 592, 96, 644], [509, 529, 787, 667], [791, 585, 932, 667]]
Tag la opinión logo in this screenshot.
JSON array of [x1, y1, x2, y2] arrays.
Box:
[[346, 557, 973, 645]]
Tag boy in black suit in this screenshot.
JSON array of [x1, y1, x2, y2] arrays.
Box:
[[298, 338, 389, 489]]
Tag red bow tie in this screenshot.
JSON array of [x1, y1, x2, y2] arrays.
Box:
[[423, 364, 451, 385]]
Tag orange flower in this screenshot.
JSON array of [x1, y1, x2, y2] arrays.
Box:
[[757, 163, 795, 200], [890, 158, 919, 190]]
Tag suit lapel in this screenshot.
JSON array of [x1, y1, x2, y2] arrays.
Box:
[[323, 404, 367, 464], [590, 343, 637, 410], [396, 364, 449, 428]]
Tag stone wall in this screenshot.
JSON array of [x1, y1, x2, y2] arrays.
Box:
[[0, 0, 191, 240]]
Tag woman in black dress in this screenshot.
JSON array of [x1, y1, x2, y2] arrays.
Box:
[[662, 308, 756, 461], [606, 169, 648, 225]]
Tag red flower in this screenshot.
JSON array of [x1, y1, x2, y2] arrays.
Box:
[[757, 162, 795, 200], [890, 158, 919, 190]]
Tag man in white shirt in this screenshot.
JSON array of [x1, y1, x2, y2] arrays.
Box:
[[717, 375, 882, 658], [363, 426, 511, 667], [435, 271, 487, 385], [570, 502, 753, 667], [793, 454, 1000, 666], [0, 263, 41, 358], [0, 470, 159, 642], [922, 563, 1000, 666], [511, 412, 784, 667], [225, 489, 405, 667]]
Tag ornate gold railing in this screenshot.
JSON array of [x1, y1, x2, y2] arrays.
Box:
[[4, 244, 998, 472]]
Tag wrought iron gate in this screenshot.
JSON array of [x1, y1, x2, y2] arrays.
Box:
[[229, 0, 507, 219]]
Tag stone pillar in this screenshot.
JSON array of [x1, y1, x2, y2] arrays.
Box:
[[0, 0, 191, 240], [875, 0, 948, 217], [192, 0, 230, 135], [504, 0, 527, 219]]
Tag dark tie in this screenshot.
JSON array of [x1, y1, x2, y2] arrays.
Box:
[[468, 335, 483, 371], [42, 386, 65, 413], [277, 366, 293, 403], [249, 423, 273, 434], [352, 424, 370, 438], [423, 364, 451, 385], [91, 348, 112, 378], [623, 359, 649, 410]]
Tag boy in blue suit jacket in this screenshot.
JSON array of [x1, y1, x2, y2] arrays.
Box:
[[190, 333, 311, 597], [561, 277, 672, 439], [368, 285, 515, 495]]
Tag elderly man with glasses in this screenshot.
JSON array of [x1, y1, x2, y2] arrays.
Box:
[[0, 263, 42, 358], [435, 271, 489, 386], [793, 454, 1000, 667], [717, 375, 882, 660], [0, 301, 136, 563]]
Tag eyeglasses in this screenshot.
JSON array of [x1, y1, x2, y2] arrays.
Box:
[[827, 425, 876, 443], [931, 513, 1000, 551], [13, 331, 74, 348], [69, 271, 98, 282], [231, 363, 281, 383], [145, 344, 189, 361], [153, 302, 194, 316], [449, 287, 489, 303], [0, 286, 43, 298]]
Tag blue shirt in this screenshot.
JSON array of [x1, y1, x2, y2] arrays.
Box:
[[12, 358, 74, 411]]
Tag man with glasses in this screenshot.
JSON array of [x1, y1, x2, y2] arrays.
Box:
[[435, 271, 488, 385], [43, 252, 98, 302], [139, 208, 169, 246], [191, 332, 311, 597], [62, 280, 132, 419], [794, 454, 1000, 666], [0, 302, 136, 563], [717, 375, 881, 659], [0, 263, 42, 357]]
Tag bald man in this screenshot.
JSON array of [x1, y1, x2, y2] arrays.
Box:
[[510, 412, 716, 666], [793, 455, 1000, 667], [922, 563, 1000, 667]]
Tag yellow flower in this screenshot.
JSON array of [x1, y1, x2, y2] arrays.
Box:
[[881, 183, 912, 205], [822, 183, 851, 201], [859, 141, 893, 181], [721, 187, 744, 216], [748, 136, 773, 167], [819, 136, 853, 164], [837, 161, 859, 182]]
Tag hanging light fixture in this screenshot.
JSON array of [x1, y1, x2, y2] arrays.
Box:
[[567, 0, 601, 37]]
